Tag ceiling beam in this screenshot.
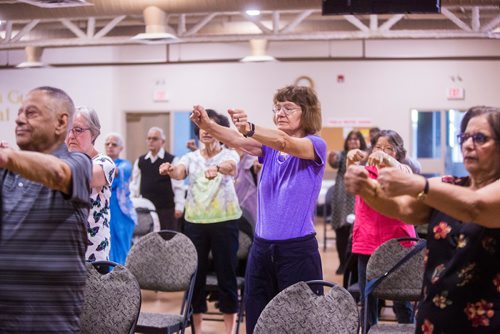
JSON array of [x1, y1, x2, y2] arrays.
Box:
[[94, 15, 126, 39]]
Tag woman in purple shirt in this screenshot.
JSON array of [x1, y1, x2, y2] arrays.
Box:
[[190, 85, 326, 333]]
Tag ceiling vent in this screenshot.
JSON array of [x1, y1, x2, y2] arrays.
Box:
[[17, 0, 93, 8], [132, 6, 178, 44], [240, 39, 276, 63], [16, 46, 46, 68]]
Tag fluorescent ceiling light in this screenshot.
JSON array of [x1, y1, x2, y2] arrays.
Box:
[[17, 0, 93, 8], [240, 55, 276, 63], [246, 10, 261, 16], [131, 32, 178, 44], [16, 61, 45, 68]]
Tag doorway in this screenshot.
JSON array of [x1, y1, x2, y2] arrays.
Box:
[[125, 112, 171, 164]]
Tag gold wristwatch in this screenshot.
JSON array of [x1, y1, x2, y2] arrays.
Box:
[[417, 178, 429, 201]]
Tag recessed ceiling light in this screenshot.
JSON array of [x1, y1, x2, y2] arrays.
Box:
[[246, 10, 261, 16]]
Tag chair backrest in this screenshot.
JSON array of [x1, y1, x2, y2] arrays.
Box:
[[254, 280, 359, 334], [366, 237, 426, 301], [80, 261, 141, 334], [236, 217, 253, 260], [126, 230, 197, 292], [131, 197, 160, 241]]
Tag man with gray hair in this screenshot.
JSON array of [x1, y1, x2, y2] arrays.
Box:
[[130, 126, 184, 231], [0, 86, 92, 331]]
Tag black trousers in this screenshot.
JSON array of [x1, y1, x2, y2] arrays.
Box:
[[335, 224, 352, 271], [156, 207, 180, 231]]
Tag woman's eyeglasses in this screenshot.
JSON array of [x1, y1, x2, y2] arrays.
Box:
[[373, 146, 395, 154], [69, 127, 90, 136], [272, 104, 301, 116], [457, 132, 491, 145]]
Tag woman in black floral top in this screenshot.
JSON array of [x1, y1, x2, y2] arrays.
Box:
[[344, 106, 500, 333]]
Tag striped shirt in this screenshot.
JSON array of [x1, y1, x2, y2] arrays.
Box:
[[0, 144, 92, 333]]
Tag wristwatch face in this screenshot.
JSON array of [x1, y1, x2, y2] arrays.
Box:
[[417, 191, 427, 201]]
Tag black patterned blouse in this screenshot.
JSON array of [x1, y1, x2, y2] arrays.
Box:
[[416, 176, 500, 334]]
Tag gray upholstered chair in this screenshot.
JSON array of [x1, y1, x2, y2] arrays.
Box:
[[204, 218, 253, 333], [131, 197, 160, 244], [254, 280, 359, 334], [80, 260, 141, 334], [126, 230, 197, 334], [364, 237, 426, 334]]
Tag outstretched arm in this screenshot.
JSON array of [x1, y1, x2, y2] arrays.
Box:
[[0, 147, 73, 194], [190, 105, 263, 156], [159, 162, 188, 180], [229, 108, 317, 161], [344, 165, 431, 225], [378, 168, 500, 228]]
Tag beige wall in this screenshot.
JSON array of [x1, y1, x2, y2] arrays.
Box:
[[1, 39, 499, 158]]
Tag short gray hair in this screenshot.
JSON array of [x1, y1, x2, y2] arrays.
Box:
[[75, 106, 101, 144], [32, 86, 75, 133], [148, 126, 166, 140], [105, 132, 125, 147]]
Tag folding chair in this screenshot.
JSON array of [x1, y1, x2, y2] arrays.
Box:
[[363, 237, 426, 334], [126, 230, 197, 334], [80, 260, 141, 334], [254, 280, 359, 334]]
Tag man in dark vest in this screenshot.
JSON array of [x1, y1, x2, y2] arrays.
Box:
[[130, 126, 184, 231]]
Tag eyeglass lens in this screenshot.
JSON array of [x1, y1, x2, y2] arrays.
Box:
[[71, 127, 89, 135], [457, 133, 489, 145]]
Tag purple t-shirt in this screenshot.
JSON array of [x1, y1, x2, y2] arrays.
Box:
[[256, 135, 326, 240]]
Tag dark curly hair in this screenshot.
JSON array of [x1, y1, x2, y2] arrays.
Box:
[[193, 109, 230, 139]]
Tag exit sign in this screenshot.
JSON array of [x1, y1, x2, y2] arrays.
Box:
[[447, 87, 465, 100]]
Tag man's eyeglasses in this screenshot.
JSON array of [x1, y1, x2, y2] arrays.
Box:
[[272, 104, 301, 116], [457, 132, 491, 145], [69, 127, 90, 136], [105, 142, 118, 147], [147, 137, 160, 141]]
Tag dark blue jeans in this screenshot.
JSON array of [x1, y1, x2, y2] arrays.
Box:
[[184, 220, 239, 314], [357, 254, 414, 332], [244, 233, 323, 334]]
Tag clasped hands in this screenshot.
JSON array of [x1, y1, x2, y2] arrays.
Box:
[[159, 162, 219, 180], [190, 105, 252, 136], [345, 165, 414, 198], [347, 149, 395, 169]]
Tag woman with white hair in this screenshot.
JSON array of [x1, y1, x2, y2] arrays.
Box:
[[105, 132, 137, 265], [66, 107, 116, 262]]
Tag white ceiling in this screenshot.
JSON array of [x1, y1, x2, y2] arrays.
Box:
[[0, 0, 499, 65]]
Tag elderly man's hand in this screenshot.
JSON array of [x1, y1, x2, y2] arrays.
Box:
[[0, 146, 12, 168]]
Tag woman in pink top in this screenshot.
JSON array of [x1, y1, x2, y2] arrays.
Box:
[[347, 129, 416, 331]]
